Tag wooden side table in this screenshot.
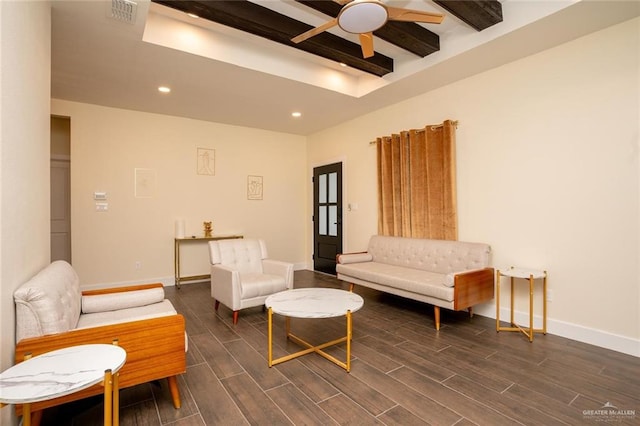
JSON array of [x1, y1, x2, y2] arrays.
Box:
[[496, 267, 547, 342], [0, 344, 126, 426]]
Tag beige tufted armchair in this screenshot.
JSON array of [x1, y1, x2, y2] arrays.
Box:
[[208, 238, 293, 324]]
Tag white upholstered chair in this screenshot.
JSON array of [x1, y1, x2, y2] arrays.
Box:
[[208, 238, 293, 324]]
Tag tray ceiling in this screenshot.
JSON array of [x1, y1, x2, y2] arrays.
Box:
[[153, 0, 504, 77], [50, 0, 640, 135]]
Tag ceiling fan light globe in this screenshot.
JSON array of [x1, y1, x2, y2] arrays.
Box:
[[338, 0, 388, 34]]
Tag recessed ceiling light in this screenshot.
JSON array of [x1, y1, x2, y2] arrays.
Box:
[[158, 86, 171, 93], [291, 112, 302, 118], [339, 63, 347, 67], [186, 12, 199, 19]]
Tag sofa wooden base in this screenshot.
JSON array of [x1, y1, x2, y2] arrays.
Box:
[[347, 267, 494, 330], [14, 313, 186, 415]]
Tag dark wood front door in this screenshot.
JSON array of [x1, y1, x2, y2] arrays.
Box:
[[313, 162, 342, 275]]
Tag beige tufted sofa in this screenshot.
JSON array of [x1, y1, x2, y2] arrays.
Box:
[[12, 260, 186, 418], [337, 235, 494, 330]]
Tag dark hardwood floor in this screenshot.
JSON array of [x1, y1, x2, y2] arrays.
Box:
[[43, 270, 639, 425]]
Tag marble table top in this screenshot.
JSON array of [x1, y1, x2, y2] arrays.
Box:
[[498, 267, 546, 279], [265, 288, 364, 318], [0, 344, 126, 404]]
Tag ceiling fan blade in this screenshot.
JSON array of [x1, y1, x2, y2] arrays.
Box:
[[333, 0, 352, 5], [291, 18, 339, 44], [386, 6, 444, 24], [359, 32, 374, 58]]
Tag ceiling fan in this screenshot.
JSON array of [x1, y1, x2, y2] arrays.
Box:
[[291, 0, 445, 58]]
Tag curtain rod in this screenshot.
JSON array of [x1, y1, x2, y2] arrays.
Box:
[[369, 120, 459, 145]]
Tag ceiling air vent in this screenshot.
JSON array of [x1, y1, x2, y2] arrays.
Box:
[[109, 0, 137, 24]]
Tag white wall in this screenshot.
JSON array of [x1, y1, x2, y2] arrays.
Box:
[[308, 18, 640, 356], [0, 1, 51, 425], [51, 100, 308, 287]]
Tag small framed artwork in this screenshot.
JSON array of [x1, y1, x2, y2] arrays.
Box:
[[247, 175, 263, 200], [197, 148, 215, 176], [134, 168, 156, 198]]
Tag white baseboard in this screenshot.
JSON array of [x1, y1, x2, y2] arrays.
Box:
[[474, 304, 640, 358], [294, 262, 308, 271]]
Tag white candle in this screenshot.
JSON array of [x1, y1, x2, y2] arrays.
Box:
[[175, 219, 185, 238]]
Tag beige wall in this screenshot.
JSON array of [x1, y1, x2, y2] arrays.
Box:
[[308, 18, 640, 355], [50, 100, 308, 287], [0, 2, 51, 425]]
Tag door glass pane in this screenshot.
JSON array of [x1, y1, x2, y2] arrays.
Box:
[[319, 206, 327, 235], [328, 172, 337, 203], [329, 206, 337, 236], [319, 174, 327, 203]]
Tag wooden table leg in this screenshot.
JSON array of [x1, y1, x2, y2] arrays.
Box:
[[510, 277, 515, 326], [268, 307, 273, 367], [543, 271, 548, 334], [285, 316, 291, 337], [104, 369, 113, 426], [113, 371, 120, 426], [174, 239, 181, 288], [23, 402, 31, 426], [496, 270, 501, 331], [346, 310, 352, 372], [528, 274, 534, 342]]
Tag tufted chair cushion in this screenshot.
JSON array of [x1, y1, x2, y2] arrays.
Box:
[[367, 235, 490, 275], [209, 238, 267, 274], [14, 260, 82, 342]]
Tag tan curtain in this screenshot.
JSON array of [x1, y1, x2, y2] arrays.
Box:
[[377, 119, 458, 240]]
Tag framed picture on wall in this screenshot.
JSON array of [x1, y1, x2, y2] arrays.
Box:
[[197, 148, 215, 176], [247, 175, 263, 200], [134, 168, 156, 198]]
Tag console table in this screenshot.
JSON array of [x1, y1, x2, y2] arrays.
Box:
[[174, 235, 243, 288], [0, 344, 126, 426], [496, 267, 547, 342]]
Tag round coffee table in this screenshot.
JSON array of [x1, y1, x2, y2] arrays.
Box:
[[0, 344, 126, 426], [265, 288, 364, 372]]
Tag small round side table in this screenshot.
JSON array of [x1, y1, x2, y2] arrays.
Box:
[[0, 344, 126, 426], [496, 267, 547, 342]]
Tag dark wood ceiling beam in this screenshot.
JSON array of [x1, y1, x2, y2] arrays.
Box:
[[295, 0, 440, 57], [153, 0, 393, 76], [433, 0, 503, 31]]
